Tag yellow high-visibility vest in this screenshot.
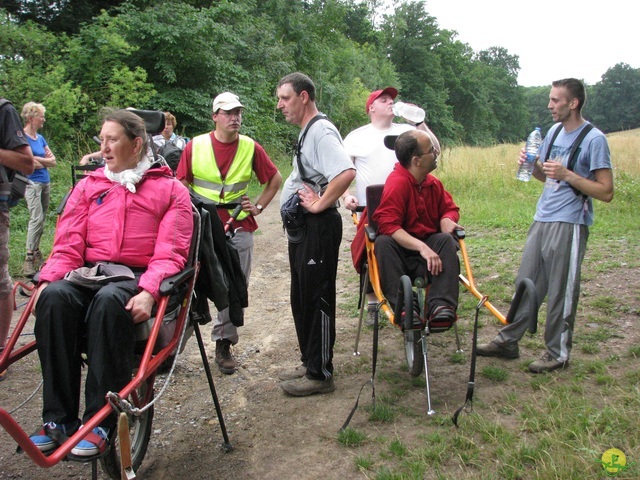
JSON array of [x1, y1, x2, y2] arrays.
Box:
[[191, 133, 255, 220]]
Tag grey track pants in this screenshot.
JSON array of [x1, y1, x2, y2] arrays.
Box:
[[496, 221, 588, 361]]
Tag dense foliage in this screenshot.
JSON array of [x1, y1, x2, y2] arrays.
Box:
[[1, 0, 638, 161]]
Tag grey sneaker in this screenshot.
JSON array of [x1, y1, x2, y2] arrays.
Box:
[[280, 376, 335, 396], [476, 341, 519, 359], [528, 352, 568, 373], [215, 339, 237, 374], [278, 364, 307, 381]]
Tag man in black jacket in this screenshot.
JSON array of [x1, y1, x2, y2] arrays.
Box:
[[0, 98, 35, 381]]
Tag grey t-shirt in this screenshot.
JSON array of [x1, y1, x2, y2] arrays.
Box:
[[280, 116, 354, 207], [534, 122, 612, 226]]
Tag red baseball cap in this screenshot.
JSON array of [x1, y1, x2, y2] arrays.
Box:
[[365, 87, 398, 114]]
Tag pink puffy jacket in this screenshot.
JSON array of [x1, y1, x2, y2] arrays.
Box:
[[40, 165, 193, 301]]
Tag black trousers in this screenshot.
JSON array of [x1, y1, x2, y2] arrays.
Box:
[[35, 279, 138, 429], [288, 209, 341, 381], [375, 233, 460, 314]]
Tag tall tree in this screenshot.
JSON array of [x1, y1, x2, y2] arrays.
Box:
[[474, 47, 528, 144], [380, 0, 458, 144], [590, 63, 640, 132], [0, 0, 125, 33]]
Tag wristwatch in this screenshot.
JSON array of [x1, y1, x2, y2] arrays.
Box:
[[256, 204, 263, 214]]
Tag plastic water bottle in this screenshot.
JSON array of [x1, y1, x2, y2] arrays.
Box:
[[516, 127, 542, 182], [392, 102, 425, 125]]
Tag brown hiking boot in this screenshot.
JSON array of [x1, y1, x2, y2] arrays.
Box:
[[476, 341, 520, 359], [278, 364, 307, 381], [215, 339, 237, 374], [23, 254, 36, 277], [528, 352, 568, 373], [280, 376, 335, 396], [33, 250, 44, 270]]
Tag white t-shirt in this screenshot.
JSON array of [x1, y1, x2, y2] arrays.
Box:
[[343, 122, 414, 205]]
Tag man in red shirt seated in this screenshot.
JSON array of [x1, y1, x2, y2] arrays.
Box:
[[372, 129, 461, 326]]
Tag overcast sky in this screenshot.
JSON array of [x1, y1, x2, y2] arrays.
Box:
[[424, 0, 639, 87]]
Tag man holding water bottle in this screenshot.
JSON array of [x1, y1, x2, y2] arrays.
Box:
[[477, 78, 613, 373], [343, 87, 440, 324], [342, 87, 439, 212]]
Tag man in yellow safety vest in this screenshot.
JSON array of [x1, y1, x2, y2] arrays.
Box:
[[177, 92, 282, 374]]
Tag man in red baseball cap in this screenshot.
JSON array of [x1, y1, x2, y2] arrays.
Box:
[[344, 87, 438, 212], [343, 87, 439, 324], [364, 87, 398, 115]]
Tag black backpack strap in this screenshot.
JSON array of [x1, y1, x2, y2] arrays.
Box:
[[543, 123, 594, 198], [566, 123, 594, 172], [296, 113, 328, 185], [543, 125, 562, 162]]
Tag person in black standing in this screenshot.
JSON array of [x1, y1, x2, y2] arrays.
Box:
[[0, 98, 35, 381], [276, 73, 355, 396]]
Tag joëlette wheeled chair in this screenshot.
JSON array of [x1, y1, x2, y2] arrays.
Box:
[[0, 111, 233, 480], [351, 184, 525, 417]]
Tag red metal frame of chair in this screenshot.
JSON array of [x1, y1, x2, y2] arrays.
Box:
[[0, 204, 201, 471]]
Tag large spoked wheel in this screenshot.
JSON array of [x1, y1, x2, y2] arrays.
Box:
[[101, 380, 154, 479], [394, 275, 424, 377]]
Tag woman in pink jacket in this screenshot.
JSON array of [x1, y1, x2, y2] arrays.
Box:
[[29, 109, 193, 458]]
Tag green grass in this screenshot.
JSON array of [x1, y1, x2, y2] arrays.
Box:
[[337, 427, 367, 447], [333, 136, 640, 479]]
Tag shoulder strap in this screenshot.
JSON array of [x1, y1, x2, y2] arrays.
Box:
[[543, 123, 594, 198], [544, 122, 593, 170], [543, 125, 562, 162], [566, 123, 594, 199], [296, 113, 328, 184], [566, 123, 594, 172]]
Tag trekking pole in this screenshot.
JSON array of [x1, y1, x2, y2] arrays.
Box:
[[193, 322, 233, 452], [452, 295, 487, 427], [197, 203, 242, 451]]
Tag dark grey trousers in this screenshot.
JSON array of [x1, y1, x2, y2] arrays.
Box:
[[374, 233, 460, 315], [496, 221, 589, 361]]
